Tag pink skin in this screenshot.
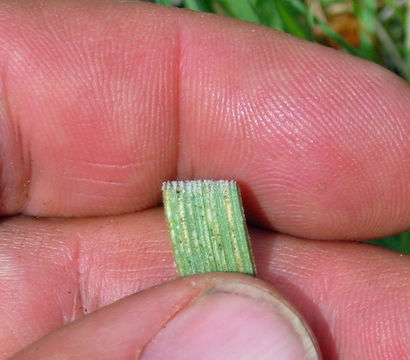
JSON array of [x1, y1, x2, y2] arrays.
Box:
[[0, 2, 409, 359], [2, 212, 410, 359], [9, 272, 319, 360]]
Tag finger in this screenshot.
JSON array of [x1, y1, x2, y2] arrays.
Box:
[[1, 210, 408, 359], [11, 273, 319, 360], [253, 232, 410, 360], [0, 2, 179, 216], [1, 2, 409, 240]]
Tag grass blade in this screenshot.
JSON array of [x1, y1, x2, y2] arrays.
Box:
[[405, 0, 410, 76], [352, 0, 377, 61], [184, 0, 215, 12], [314, 15, 362, 57], [215, 0, 260, 24], [253, 0, 284, 30], [275, 0, 312, 40], [369, 232, 410, 254], [155, 0, 174, 6], [375, 17, 410, 81], [162, 180, 256, 277]]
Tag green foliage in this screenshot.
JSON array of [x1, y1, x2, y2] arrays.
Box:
[[216, 0, 260, 23], [156, 0, 410, 254], [184, 0, 215, 12], [369, 232, 410, 254], [156, 0, 409, 80], [352, 0, 377, 61], [155, 0, 173, 5]]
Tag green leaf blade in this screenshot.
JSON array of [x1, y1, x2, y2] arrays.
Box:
[[184, 0, 215, 12], [162, 180, 256, 276], [215, 0, 260, 24], [155, 0, 174, 6]]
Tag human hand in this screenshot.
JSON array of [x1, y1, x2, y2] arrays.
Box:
[[1, 2, 409, 359]]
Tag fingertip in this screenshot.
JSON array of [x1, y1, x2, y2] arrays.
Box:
[[12, 273, 319, 360]]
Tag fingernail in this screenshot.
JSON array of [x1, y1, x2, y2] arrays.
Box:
[[140, 281, 320, 360]]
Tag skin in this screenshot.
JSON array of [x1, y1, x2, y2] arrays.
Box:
[[0, 1, 409, 359]]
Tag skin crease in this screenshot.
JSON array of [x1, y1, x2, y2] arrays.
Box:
[[0, 1, 409, 359]]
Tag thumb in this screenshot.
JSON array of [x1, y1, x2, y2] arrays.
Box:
[[12, 273, 320, 360]]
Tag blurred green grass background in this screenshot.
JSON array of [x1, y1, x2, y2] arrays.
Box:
[[155, 0, 410, 254]]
